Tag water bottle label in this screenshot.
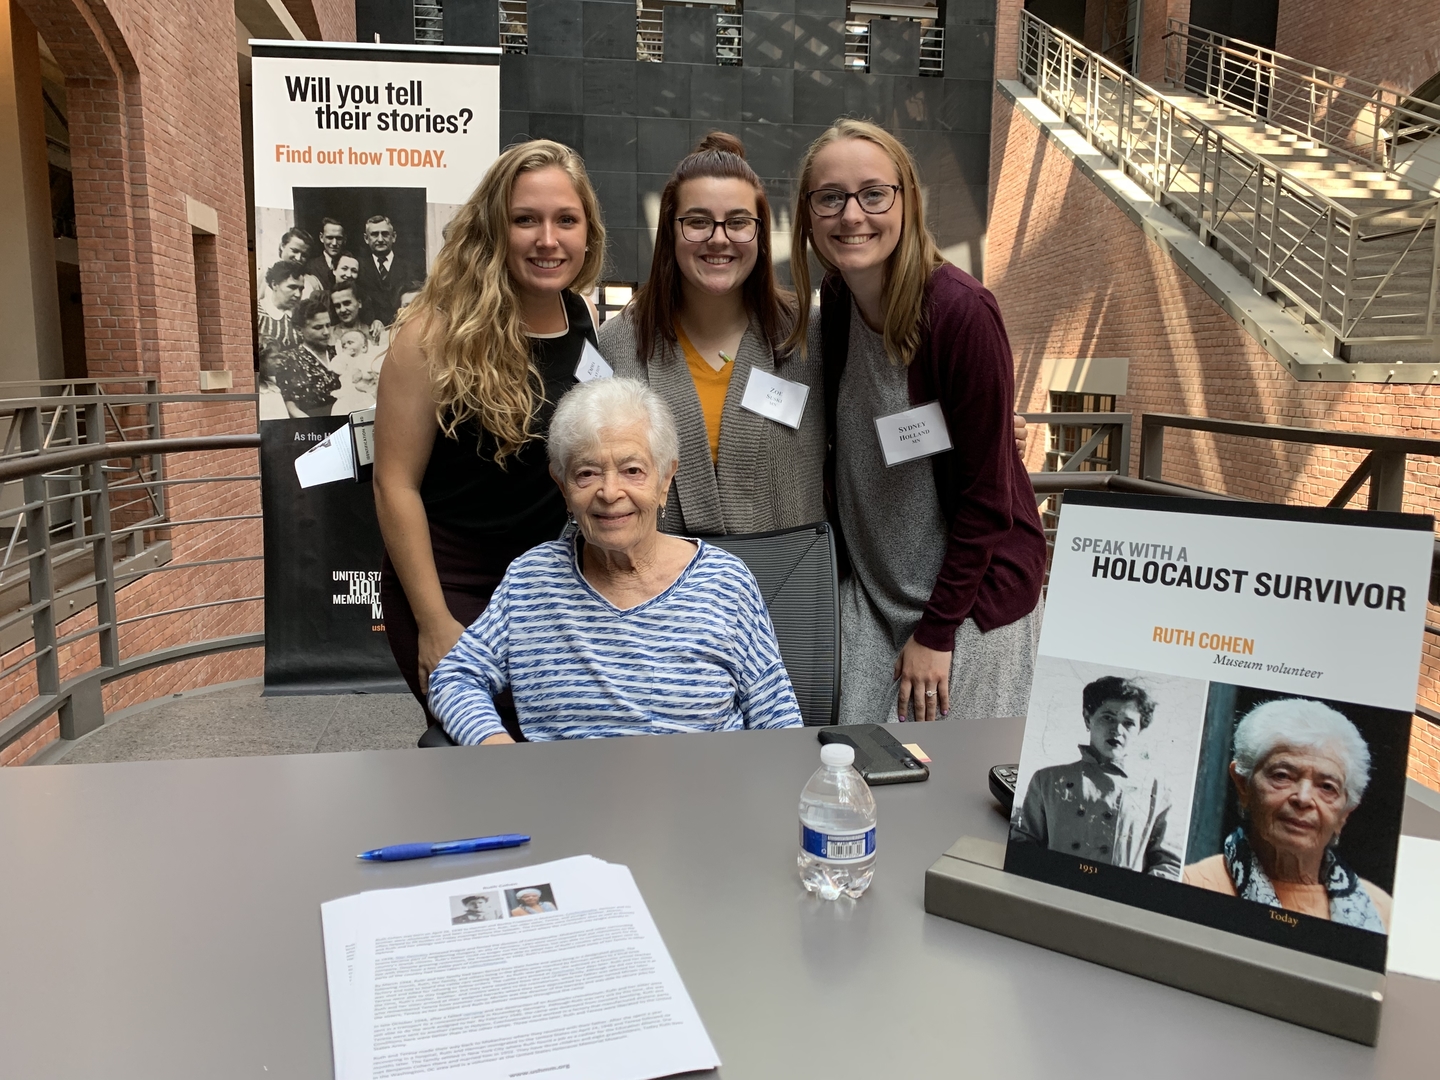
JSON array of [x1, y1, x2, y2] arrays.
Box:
[[801, 824, 875, 863]]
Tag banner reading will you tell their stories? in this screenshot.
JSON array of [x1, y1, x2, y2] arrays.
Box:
[[250, 39, 499, 693]]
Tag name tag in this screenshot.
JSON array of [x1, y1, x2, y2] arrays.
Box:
[[739, 368, 809, 430], [574, 340, 613, 383], [874, 401, 952, 467]]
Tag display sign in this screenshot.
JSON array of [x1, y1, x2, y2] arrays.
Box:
[[1006, 492, 1431, 973], [250, 39, 500, 692]]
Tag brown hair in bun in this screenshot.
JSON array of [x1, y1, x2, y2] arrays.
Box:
[[693, 131, 746, 158], [631, 130, 795, 362]]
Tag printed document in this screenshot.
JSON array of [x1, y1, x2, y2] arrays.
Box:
[[321, 855, 719, 1079]]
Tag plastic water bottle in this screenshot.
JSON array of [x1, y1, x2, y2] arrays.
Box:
[[798, 742, 877, 899]]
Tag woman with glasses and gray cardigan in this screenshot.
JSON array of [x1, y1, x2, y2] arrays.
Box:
[[598, 133, 826, 536]]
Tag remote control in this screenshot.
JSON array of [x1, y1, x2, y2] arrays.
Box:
[[988, 763, 1019, 812]]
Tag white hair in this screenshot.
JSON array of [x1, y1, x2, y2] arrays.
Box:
[[546, 377, 679, 475], [1232, 698, 1371, 809]]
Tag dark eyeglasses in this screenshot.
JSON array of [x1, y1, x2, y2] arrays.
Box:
[[675, 215, 761, 243], [804, 185, 902, 217]]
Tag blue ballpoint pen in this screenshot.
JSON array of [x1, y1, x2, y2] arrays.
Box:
[[357, 833, 530, 861]]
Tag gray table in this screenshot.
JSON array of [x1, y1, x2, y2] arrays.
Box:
[[1, 718, 1436, 1078]]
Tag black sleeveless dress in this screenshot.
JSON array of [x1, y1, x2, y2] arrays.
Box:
[[380, 291, 599, 730]]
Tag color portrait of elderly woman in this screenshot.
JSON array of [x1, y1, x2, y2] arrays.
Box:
[[1183, 698, 1392, 933], [428, 377, 803, 743]]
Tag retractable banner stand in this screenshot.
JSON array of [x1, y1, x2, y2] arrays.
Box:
[[250, 40, 500, 693]]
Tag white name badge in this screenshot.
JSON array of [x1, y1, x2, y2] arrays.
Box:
[[874, 400, 953, 467], [574, 339, 613, 383], [739, 368, 809, 430]]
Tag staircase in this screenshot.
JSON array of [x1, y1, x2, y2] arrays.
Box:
[[1018, 13, 1440, 365]]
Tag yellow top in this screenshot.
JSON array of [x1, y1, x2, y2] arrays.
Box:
[[675, 324, 733, 463]]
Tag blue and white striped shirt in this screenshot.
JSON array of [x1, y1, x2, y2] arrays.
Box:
[[429, 538, 803, 744]]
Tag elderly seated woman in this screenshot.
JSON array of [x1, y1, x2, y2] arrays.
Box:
[[428, 377, 803, 743], [1183, 698, 1391, 932]]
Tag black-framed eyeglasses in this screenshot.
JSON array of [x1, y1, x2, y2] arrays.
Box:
[[675, 215, 761, 243], [804, 185, 902, 217]]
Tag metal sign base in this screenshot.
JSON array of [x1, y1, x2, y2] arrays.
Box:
[[924, 837, 1385, 1044]]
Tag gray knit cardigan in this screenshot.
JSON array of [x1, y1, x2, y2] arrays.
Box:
[[596, 308, 826, 537]]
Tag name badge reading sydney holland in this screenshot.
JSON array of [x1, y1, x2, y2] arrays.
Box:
[[739, 368, 809, 430], [874, 401, 952, 467], [574, 340, 614, 383]]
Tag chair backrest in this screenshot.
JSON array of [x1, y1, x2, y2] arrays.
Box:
[[703, 522, 840, 726]]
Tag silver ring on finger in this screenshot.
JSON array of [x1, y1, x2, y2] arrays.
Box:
[[924, 689, 937, 698]]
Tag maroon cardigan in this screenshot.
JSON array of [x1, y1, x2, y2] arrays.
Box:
[[821, 264, 1046, 652]]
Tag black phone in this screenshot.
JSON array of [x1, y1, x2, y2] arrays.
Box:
[[817, 725, 930, 785], [989, 764, 1019, 812]]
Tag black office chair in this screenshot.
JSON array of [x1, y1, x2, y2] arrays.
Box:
[[417, 520, 841, 745], [703, 521, 840, 727]]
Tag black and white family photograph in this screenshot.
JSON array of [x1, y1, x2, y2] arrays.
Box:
[[255, 186, 429, 421], [1008, 656, 1209, 879], [1181, 684, 1412, 936], [449, 890, 505, 925], [505, 884, 558, 916]]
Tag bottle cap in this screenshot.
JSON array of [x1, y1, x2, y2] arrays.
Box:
[[820, 743, 855, 767]]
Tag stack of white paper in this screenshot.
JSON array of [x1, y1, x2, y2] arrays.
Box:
[[321, 855, 720, 1079]]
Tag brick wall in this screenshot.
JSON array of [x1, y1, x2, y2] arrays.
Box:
[[284, 0, 356, 44], [988, 88, 1440, 791], [1275, 0, 1440, 96], [0, 0, 344, 765]]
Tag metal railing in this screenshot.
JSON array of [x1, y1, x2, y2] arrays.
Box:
[[637, 2, 663, 62], [1164, 20, 1440, 173], [919, 24, 944, 77], [414, 1, 444, 44], [716, 10, 742, 66], [499, 0, 527, 53], [845, 21, 868, 71], [1018, 11, 1440, 349], [0, 385, 262, 762]]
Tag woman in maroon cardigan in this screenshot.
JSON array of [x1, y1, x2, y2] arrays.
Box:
[[786, 119, 1046, 725]]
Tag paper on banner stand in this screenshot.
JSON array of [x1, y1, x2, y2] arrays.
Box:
[[295, 424, 356, 488], [350, 407, 376, 468], [321, 854, 720, 1080]]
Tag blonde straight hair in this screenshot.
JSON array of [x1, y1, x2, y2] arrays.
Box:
[[393, 140, 606, 463], [784, 120, 943, 365]]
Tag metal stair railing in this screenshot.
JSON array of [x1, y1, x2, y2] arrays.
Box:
[[1163, 20, 1440, 173], [1017, 11, 1440, 349], [0, 383, 262, 763]]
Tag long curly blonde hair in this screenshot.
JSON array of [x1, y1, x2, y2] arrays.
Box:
[[783, 120, 943, 365], [394, 140, 606, 463]]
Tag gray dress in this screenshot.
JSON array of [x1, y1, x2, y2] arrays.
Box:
[[835, 304, 1040, 725], [598, 308, 825, 536]]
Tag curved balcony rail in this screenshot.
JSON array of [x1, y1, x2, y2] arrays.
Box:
[[1019, 11, 1440, 350], [1164, 20, 1440, 172], [0, 383, 260, 763]]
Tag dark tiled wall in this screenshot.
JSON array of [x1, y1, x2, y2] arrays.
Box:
[[389, 0, 997, 282]]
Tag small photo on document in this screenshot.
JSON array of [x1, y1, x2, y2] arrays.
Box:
[[506, 884, 558, 917], [449, 890, 504, 925], [1009, 655, 1209, 879]]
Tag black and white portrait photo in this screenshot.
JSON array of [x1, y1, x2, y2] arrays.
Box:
[[449, 890, 504, 925], [255, 186, 429, 422], [1181, 686, 1411, 935], [505, 884, 558, 917], [1009, 656, 1209, 879]]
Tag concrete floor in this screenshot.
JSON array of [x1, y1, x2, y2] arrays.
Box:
[[36, 679, 426, 765]]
